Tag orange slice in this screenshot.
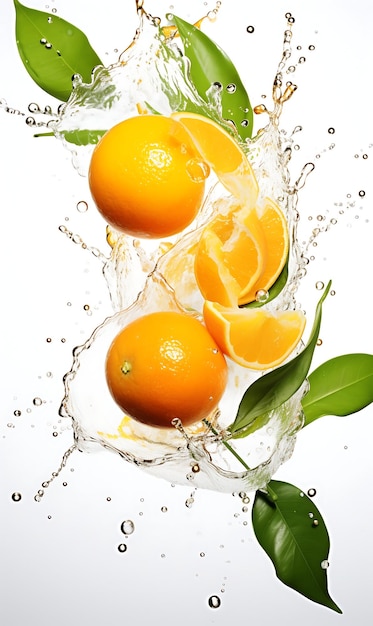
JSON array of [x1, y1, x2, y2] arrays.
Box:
[[239, 197, 289, 304], [194, 201, 266, 306], [170, 111, 259, 206], [203, 300, 306, 370]]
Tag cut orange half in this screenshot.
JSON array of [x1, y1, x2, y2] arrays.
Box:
[[203, 300, 306, 370], [170, 111, 259, 206], [194, 201, 266, 306]]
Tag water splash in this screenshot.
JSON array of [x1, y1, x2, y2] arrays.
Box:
[[50, 9, 316, 493]]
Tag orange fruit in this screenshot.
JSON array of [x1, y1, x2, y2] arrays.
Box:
[[203, 301, 306, 370], [171, 111, 258, 206], [194, 197, 289, 307], [105, 311, 228, 428], [88, 115, 207, 238], [194, 201, 266, 307]]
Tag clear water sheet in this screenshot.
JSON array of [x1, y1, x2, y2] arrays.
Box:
[[1, 1, 372, 625]]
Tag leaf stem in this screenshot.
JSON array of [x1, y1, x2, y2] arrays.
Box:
[[203, 419, 252, 471]]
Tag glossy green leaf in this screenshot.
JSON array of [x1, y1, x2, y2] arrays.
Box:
[[61, 129, 107, 146], [229, 281, 331, 437], [172, 15, 253, 140], [34, 129, 107, 145], [302, 353, 373, 426], [14, 0, 102, 101], [252, 480, 342, 613], [243, 257, 289, 309]]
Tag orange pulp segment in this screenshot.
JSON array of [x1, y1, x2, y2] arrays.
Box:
[[170, 111, 259, 206], [238, 197, 289, 304], [203, 301, 306, 370], [194, 201, 266, 306]]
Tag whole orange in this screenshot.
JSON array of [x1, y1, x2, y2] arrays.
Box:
[[88, 115, 207, 238], [105, 311, 228, 428]]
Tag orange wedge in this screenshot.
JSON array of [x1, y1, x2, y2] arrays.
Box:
[[170, 111, 258, 206], [203, 301, 306, 370], [239, 197, 289, 304], [194, 201, 266, 306]]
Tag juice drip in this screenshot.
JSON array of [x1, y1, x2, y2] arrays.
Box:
[[55, 10, 311, 493]]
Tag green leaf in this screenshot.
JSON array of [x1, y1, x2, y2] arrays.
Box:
[[229, 281, 331, 437], [243, 257, 288, 308], [302, 353, 373, 426], [252, 480, 342, 613], [14, 0, 102, 101], [172, 15, 253, 140], [60, 129, 107, 146]]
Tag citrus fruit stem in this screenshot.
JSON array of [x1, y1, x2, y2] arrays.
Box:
[[203, 419, 252, 471], [121, 361, 132, 375]]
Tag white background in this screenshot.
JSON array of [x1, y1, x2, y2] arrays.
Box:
[[1, 1, 372, 625]]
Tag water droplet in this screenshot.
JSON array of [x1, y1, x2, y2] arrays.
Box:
[[83, 304, 90, 311], [106, 497, 111, 502], [45, 42, 52, 50], [14, 410, 21, 417], [317, 338, 323, 346], [226, 83, 236, 94], [328, 127, 335, 134], [299, 491, 304, 497], [309, 44, 315, 51], [307, 488, 317, 497], [121, 520, 135, 535], [359, 190, 365, 197], [33, 397, 42, 406], [76, 200, 88, 212], [62, 482, 67, 487], [161, 506, 168, 513], [315, 281, 324, 290], [312, 519, 319, 527], [241, 119, 249, 127], [11, 492, 22, 502], [191, 463, 200, 473], [321, 560, 329, 569], [363, 153, 368, 159], [208, 595, 221, 609], [52, 431, 58, 437], [40, 38, 47, 45], [118, 543, 127, 553], [246, 25, 255, 33], [200, 552, 205, 557], [255, 288, 269, 303], [186, 158, 210, 183]]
